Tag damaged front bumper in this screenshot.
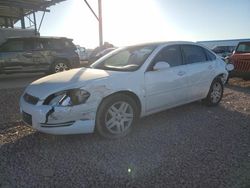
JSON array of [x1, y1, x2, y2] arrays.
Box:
[[20, 96, 96, 135]]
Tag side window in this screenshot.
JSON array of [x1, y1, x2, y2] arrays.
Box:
[[49, 40, 61, 50], [33, 40, 43, 50], [64, 40, 73, 48], [182, 45, 207, 64], [153, 45, 182, 67], [35, 40, 50, 50], [23, 40, 35, 51], [0, 40, 24, 52], [51, 39, 67, 50]]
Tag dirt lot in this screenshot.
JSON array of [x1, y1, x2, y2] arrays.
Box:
[[0, 78, 250, 187]]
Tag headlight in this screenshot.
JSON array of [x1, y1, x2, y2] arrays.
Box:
[[43, 89, 90, 106]]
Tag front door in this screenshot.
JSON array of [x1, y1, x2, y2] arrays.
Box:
[[144, 45, 189, 114]]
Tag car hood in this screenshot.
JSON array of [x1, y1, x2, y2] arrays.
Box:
[[25, 68, 110, 99]]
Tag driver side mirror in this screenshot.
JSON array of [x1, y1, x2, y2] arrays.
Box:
[[153, 61, 170, 71]]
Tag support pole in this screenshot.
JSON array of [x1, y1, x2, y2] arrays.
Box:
[[33, 12, 37, 35], [20, 8, 25, 29], [83, 0, 103, 47], [98, 0, 103, 46], [38, 11, 46, 32], [84, 0, 99, 21]]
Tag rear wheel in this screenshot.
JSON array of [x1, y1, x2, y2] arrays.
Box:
[[96, 94, 138, 139], [204, 78, 224, 106], [50, 60, 70, 74]]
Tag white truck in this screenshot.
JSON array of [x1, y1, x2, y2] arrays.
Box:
[[197, 39, 250, 58], [197, 39, 250, 49]]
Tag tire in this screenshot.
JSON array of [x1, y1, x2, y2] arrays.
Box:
[[204, 78, 224, 106], [96, 94, 139, 139], [50, 60, 70, 74]]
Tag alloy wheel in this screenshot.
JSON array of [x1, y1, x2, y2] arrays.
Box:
[[105, 101, 134, 134], [55, 63, 69, 73], [210, 82, 222, 103]]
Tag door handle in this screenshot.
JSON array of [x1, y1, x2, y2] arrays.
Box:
[[177, 71, 186, 76]]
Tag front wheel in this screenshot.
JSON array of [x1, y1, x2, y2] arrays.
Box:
[[96, 94, 138, 139], [204, 78, 224, 106]]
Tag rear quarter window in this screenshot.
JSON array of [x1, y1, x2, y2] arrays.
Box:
[[204, 48, 216, 61], [51, 39, 75, 50], [182, 45, 207, 64]]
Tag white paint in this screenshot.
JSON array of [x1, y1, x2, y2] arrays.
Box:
[[20, 41, 228, 135]]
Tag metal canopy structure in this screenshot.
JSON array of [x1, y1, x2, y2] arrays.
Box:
[[0, 0, 65, 31], [83, 0, 103, 46], [0, 0, 104, 46]]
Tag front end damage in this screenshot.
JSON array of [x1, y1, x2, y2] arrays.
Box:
[[20, 93, 98, 135], [20, 83, 114, 135]]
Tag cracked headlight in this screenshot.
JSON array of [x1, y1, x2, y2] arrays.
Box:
[[44, 89, 90, 106]]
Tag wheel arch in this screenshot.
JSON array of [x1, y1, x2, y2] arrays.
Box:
[[215, 73, 227, 84], [53, 58, 71, 66], [48, 58, 71, 74], [97, 90, 142, 117]]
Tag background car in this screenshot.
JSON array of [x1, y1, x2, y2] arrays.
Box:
[[227, 41, 250, 80], [212, 45, 235, 58], [20, 42, 231, 138], [0, 36, 80, 74], [85, 47, 116, 67]]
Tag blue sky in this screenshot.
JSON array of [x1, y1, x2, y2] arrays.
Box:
[[20, 0, 250, 48]]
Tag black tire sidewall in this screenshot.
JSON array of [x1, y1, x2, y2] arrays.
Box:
[[96, 94, 138, 139], [205, 78, 224, 106]]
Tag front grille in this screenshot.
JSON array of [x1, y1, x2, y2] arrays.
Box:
[[22, 111, 32, 126], [233, 60, 250, 72], [23, 93, 39, 105]]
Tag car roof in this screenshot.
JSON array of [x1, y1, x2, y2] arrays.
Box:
[[213, 45, 236, 48], [124, 41, 200, 48], [129, 41, 193, 46]]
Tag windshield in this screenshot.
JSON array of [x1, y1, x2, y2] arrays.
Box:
[[91, 44, 157, 71], [235, 42, 250, 53]]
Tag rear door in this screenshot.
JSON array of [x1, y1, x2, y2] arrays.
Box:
[[0, 39, 31, 73], [28, 39, 52, 71], [181, 44, 216, 100], [13, 39, 47, 72]]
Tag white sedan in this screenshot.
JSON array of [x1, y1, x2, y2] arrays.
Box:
[[20, 41, 233, 138]]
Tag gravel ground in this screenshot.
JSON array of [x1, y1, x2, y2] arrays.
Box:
[[0, 79, 250, 188]]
